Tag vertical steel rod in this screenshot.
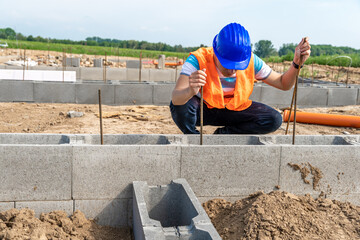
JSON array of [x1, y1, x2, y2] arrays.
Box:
[[139, 51, 142, 82], [23, 49, 26, 81], [98, 89, 104, 145], [200, 86, 204, 145]]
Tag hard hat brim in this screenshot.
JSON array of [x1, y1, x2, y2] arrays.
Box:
[[212, 35, 251, 71]]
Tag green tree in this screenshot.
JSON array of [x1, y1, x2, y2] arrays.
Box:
[[254, 40, 277, 58]]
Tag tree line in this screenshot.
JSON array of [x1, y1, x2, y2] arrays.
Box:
[[1, 27, 359, 57]]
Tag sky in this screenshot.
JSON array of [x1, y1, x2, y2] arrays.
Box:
[[1, 0, 360, 50]]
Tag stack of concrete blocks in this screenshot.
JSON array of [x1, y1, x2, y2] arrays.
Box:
[[157, 55, 165, 69], [126, 60, 141, 69], [94, 58, 103, 68], [133, 179, 221, 240], [65, 57, 80, 67]]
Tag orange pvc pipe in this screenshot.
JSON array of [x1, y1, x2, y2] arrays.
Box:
[[283, 110, 360, 128]]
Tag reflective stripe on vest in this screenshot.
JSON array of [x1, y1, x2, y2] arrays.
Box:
[[191, 47, 255, 111]]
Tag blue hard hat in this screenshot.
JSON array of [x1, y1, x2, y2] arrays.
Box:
[[213, 23, 252, 70]]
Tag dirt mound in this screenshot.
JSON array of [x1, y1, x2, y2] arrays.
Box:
[[203, 191, 360, 240], [0, 208, 132, 240]]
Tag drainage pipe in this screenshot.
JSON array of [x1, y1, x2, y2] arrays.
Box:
[[283, 110, 360, 128]]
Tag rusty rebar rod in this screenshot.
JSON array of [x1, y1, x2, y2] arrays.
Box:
[[103, 52, 107, 83], [98, 89, 104, 145], [139, 51, 142, 82], [200, 86, 204, 145]]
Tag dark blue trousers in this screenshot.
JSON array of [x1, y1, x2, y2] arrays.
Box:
[[170, 96, 282, 134]]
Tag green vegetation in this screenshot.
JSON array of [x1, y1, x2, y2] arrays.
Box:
[[4, 39, 189, 59]]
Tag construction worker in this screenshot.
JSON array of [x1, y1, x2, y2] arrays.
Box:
[[170, 22, 311, 134]]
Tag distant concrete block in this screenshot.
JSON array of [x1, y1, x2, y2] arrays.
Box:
[[94, 58, 103, 68], [16, 200, 73, 217], [34, 82, 76, 103], [0, 202, 14, 212], [72, 145, 181, 199], [279, 146, 360, 200], [80, 67, 103, 80], [133, 179, 221, 240], [260, 86, 293, 108], [157, 55, 165, 69], [180, 146, 281, 196], [0, 145, 72, 201], [126, 60, 140, 69], [0, 80, 34, 102], [296, 87, 328, 107], [327, 88, 358, 106], [106, 68, 127, 81], [115, 84, 153, 104], [249, 85, 262, 102], [75, 199, 128, 227], [65, 57, 80, 67], [126, 68, 150, 82], [149, 69, 173, 82], [153, 83, 175, 105], [75, 84, 115, 104]]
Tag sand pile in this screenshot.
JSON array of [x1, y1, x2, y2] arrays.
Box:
[[203, 191, 360, 240], [0, 208, 132, 240]]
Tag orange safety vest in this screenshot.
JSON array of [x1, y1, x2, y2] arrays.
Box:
[[191, 47, 255, 111]]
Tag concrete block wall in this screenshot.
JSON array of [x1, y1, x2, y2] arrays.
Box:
[[0, 80, 359, 107], [0, 134, 359, 228]]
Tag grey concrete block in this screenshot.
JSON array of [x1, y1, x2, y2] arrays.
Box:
[[249, 85, 262, 102], [0, 133, 70, 145], [115, 84, 153, 104], [75, 199, 128, 227], [127, 68, 150, 82], [75, 83, 115, 104], [357, 88, 360, 105], [16, 200, 73, 217], [133, 179, 221, 240], [327, 88, 358, 106], [34, 82, 75, 103], [149, 69, 173, 82], [153, 83, 175, 105], [65, 58, 80, 67], [296, 87, 328, 107], [0, 145, 72, 201], [0, 80, 34, 102], [260, 86, 293, 108], [0, 202, 15, 212], [94, 59, 103, 68], [80, 67, 103, 81], [72, 145, 181, 199], [126, 60, 141, 69], [106, 68, 127, 81], [279, 146, 360, 200], [180, 146, 281, 196]]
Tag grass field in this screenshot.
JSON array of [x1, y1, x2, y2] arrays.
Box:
[[3, 39, 189, 59]]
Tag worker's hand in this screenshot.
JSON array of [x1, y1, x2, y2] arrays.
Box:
[[189, 69, 207, 96], [293, 37, 311, 66]]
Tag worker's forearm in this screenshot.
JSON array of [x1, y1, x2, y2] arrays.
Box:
[[280, 64, 301, 90], [171, 87, 194, 105]]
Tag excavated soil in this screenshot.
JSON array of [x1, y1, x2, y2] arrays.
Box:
[[203, 191, 360, 240], [0, 103, 359, 135], [0, 209, 132, 240]]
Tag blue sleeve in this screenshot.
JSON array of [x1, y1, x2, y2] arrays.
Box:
[[185, 54, 200, 70], [253, 53, 264, 74]]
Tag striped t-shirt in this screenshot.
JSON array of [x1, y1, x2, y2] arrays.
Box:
[[181, 53, 272, 98]]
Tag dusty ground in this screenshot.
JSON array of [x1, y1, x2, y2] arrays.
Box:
[[203, 191, 360, 240], [0, 209, 132, 240], [0, 102, 359, 135]]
